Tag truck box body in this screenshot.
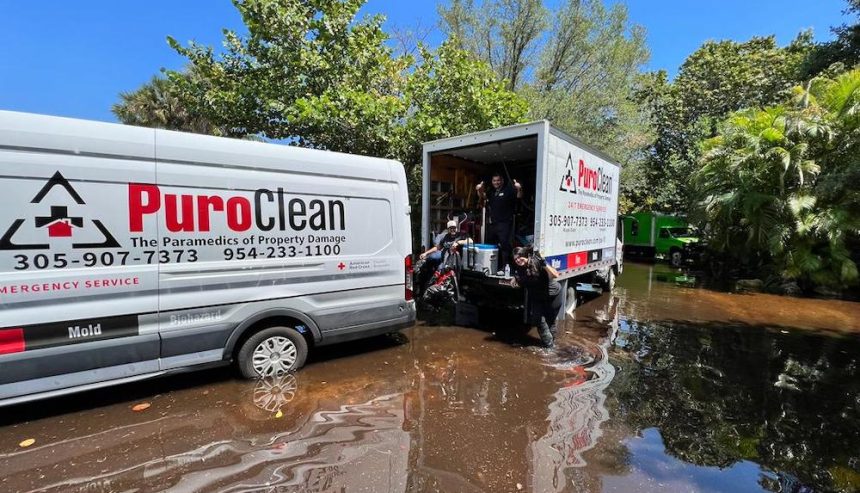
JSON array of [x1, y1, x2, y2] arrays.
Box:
[[540, 126, 620, 278], [421, 121, 620, 283], [421, 121, 621, 317], [0, 110, 415, 406]]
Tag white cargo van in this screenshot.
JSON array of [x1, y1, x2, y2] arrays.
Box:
[[0, 111, 415, 406], [421, 121, 622, 319]]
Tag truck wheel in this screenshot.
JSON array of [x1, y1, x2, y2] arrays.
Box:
[[670, 249, 683, 267], [237, 326, 308, 379], [564, 284, 578, 317], [603, 268, 616, 292]]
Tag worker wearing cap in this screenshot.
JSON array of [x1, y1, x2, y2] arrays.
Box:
[[476, 173, 522, 272], [419, 220, 473, 271]]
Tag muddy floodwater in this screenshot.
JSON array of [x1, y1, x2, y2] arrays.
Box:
[[2, 262, 860, 493]]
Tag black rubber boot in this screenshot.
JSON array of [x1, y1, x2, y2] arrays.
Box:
[[538, 320, 555, 348]]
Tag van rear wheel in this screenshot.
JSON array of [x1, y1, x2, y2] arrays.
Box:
[[238, 326, 308, 379]]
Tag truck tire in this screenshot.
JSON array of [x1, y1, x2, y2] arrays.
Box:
[[602, 268, 616, 292], [670, 249, 683, 267], [237, 326, 308, 379], [564, 284, 578, 317]]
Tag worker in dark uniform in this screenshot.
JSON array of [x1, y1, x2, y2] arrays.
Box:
[[510, 246, 562, 348], [476, 172, 522, 273]]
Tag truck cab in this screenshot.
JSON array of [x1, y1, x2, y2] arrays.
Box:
[[622, 212, 700, 267]]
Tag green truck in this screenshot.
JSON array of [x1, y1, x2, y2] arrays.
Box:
[[621, 212, 701, 267]]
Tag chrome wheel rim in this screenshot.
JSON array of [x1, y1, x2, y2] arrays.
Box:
[[252, 336, 298, 377]]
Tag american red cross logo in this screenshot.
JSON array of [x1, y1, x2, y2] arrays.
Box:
[[337, 262, 346, 270]]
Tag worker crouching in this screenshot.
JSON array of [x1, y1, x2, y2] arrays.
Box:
[[510, 246, 562, 348]]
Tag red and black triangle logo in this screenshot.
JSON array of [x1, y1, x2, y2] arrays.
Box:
[[558, 153, 577, 194], [0, 171, 120, 250]]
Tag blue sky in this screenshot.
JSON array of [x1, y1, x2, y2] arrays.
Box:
[[0, 1, 852, 123]]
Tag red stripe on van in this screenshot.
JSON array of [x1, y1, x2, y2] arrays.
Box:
[[0, 328, 25, 355]]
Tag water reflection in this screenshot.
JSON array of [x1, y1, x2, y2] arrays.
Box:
[[602, 264, 860, 492], [252, 374, 298, 413], [0, 373, 411, 493], [0, 263, 859, 492], [530, 297, 619, 492]]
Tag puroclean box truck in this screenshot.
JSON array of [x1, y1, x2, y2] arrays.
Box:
[[0, 110, 415, 406], [421, 121, 622, 316]]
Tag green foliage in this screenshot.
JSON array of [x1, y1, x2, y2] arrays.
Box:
[[398, 41, 529, 166], [165, 0, 408, 158], [112, 69, 237, 136], [439, 0, 651, 209], [439, 0, 547, 91], [156, 0, 526, 167], [801, 0, 860, 78], [636, 35, 814, 212], [693, 69, 860, 290]]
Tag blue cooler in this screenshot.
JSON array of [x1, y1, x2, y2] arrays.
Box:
[[465, 244, 498, 275]]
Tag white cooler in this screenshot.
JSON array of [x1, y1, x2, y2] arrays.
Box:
[[465, 244, 498, 275]]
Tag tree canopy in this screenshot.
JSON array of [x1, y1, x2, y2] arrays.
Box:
[[693, 69, 860, 290], [633, 35, 814, 211], [439, 0, 650, 169], [112, 0, 860, 291]]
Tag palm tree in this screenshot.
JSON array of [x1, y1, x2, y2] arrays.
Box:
[[112, 69, 234, 136], [693, 69, 860, 291]]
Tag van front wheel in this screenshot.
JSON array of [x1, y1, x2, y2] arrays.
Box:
[[238, 327, 308, 379]]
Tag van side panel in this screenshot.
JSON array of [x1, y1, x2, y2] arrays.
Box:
[[0, 114, 161, 398], [152, 129, 413, 358], [0, 112, 415, 405]]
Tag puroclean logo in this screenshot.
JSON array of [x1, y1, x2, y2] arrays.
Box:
[[558, 153, 613, 196], [559, 154, 578, 194], [0, 171, 120, 250]]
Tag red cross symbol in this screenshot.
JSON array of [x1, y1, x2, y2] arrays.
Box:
[[337, 262, 346, 270]]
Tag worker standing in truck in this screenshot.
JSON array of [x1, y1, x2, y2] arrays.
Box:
[[476, 172, 522, 273]]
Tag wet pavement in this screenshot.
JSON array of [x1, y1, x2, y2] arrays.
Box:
[[2, 262, 860, 492]]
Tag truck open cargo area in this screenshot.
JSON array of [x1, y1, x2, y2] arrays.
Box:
[[421, 121, 622, 322]]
